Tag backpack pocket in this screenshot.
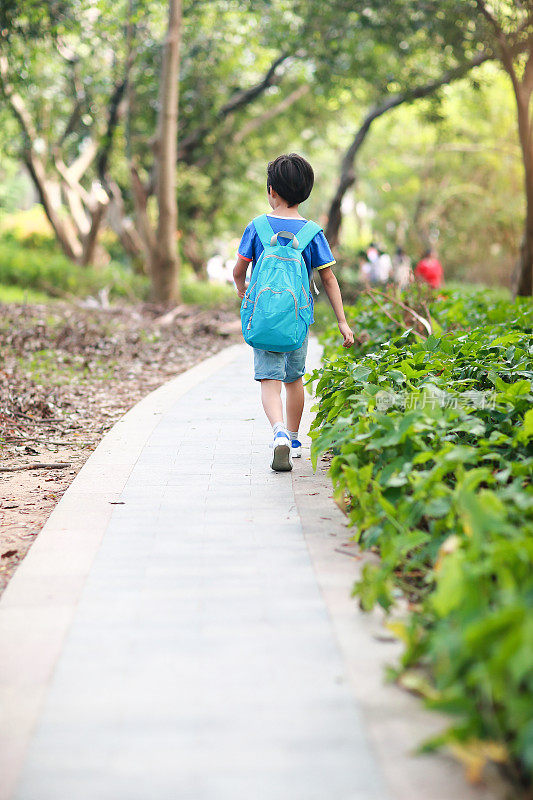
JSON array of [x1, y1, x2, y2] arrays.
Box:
[[244, 286, 303, 350]]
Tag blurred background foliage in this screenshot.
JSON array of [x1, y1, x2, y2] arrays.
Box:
[[0, 0, 529, 302]]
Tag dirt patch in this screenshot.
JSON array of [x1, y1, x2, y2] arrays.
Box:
[[0, 298, 242, 595]]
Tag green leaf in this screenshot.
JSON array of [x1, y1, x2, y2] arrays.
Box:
[[516, 408, 533, 443]]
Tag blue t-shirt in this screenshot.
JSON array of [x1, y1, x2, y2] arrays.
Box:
[[238, 214, 336, 278]]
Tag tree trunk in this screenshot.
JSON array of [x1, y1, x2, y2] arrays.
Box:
[[105, 179, 144, 262], [472, 3, 532, 294], [511, 84, 533, 296], [325, 139, 363, 248], [516, 216, 533, 296], [182, 225, 207, 278], [24, 155, 84, 261], [151, 0, 182, 305], [0, 53, 114, 267]]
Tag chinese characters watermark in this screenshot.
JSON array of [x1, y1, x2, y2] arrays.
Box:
[[374, 388, 497, 412]]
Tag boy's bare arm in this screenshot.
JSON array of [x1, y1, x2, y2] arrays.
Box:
[[233, 256, 250, 298], [318, 266, 354, 348]]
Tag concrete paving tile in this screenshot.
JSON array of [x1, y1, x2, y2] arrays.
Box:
[[165, 474, 212, 486], [120, 473, 170, 490], [207, 478, 252, 488]]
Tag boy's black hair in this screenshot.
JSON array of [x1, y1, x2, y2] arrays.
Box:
[[267, 153, 314, 207]]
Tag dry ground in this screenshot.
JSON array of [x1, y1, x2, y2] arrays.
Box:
[[0, 298, 241, 595]]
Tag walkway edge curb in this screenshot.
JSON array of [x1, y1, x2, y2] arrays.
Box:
[[0, 342, 245, 800]]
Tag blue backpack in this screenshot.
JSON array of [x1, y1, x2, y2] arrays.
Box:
[[240, 214, 322, 352]]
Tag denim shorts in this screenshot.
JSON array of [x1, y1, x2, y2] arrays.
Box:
[[253, 330, 309, 383]]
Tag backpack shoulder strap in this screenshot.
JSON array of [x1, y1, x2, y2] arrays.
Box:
[[252, 214, 274, 248], [295, 220, 322, 252]]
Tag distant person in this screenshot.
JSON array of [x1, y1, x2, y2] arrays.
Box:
[[366, 241, 379, 263], [393, 247, 412, 289], [377, 247, 392, 284], [207, 254, 233, 284], [232, 153, 354, 472], [366, 242, 381, 284], [358, 250, 372, 285], [415, 248, 443, 289]]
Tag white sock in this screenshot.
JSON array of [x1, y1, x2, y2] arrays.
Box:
[[272, 421, 289, 438], [288, 430, 298, 442]]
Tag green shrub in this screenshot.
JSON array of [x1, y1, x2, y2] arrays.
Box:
[[0, 233, 241, 309], [181, 267, 238, 309], [307, 284, 533, 785], [0, 283, 52, 304], [0, 236, 150, 301]]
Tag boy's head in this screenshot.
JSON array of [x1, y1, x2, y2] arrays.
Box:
[[267, 153, 314, 208]]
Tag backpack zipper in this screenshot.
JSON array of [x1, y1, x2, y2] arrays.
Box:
[[242, 277, 259, 309], [300, 279, 310, 309], [243, 254, 310, 313], [262, 253, 311, 306], [262, 255, 300, 263], [246, 287, 298, 330], [242, 256, 299, 307]]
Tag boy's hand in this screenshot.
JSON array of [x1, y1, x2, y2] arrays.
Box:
[[338, 321, 354, 348], [233, 256, 250, 299]]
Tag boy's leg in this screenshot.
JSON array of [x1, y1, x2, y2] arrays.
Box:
[[260, 378, 292, 471], [254, 349, 292, 471], [260, 378, 284, 426], [283, 331, 309, 440], [285, 377, 304, 434], [253, 346, 288, 433]]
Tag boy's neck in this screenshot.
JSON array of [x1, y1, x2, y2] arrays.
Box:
[[268, 201, 304, 219]]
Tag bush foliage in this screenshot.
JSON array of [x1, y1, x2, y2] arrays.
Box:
[[0, 230, 239, 308], [0, 232, 150, 301], [307, 285, 533, 784]]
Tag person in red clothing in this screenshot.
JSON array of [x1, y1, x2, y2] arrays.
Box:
[[415, 248, 443, 288]]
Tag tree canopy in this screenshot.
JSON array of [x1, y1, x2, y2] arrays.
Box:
[[0, 0, 531, 299]]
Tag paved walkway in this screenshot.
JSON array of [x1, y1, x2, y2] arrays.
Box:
[[3, 337, 388, 800], [2, 336, 505, 800]]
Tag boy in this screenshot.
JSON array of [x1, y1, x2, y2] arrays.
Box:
[[233, 153, 354, 472]]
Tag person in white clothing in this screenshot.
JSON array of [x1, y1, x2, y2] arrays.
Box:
[[377, 248, 392, 284], [393, 247, 413, 289]]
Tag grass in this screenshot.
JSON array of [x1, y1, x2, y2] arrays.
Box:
[[0, 222, 239, 310], [181, 270, 238, 309], [0, 206, 239, 311], [17, 349, 119, 385], [0, 283, 53, 304]]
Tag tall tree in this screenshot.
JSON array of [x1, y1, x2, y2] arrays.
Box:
[[128, 0, 307, 278], [325, 52, 492, 247], [349, 70, 523, 284], [473, 1, 533, 295], [0, 3, 131, 265], [131, 0, 182, 305], [336, 0, 532, 294]]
